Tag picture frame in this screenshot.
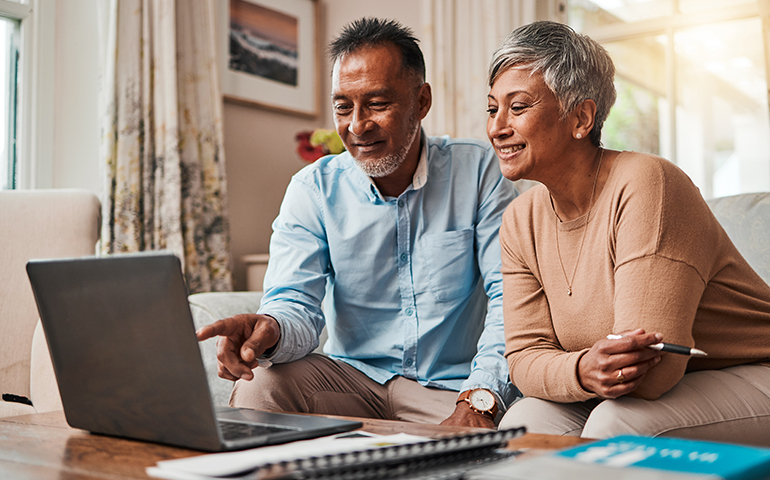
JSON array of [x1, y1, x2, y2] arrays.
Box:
[[218, 0, 319, 117]]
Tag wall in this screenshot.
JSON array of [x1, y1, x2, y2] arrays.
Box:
[[51, 0, 100, 193], [225, 0, 422, 290]]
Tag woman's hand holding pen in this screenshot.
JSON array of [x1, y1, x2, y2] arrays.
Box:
[[577, 329, 663, 399]]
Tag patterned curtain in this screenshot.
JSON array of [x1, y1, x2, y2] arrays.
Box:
[[100, 0, 233, 293]]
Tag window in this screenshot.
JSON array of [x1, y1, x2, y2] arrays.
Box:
[[0, 0, 43, 191], [570, 0, 769, 199]]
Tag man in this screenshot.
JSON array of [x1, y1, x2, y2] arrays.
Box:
[[197, 18, 518, 428]]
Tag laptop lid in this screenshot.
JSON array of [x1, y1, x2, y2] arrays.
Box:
[[26, 251, 361, 452]]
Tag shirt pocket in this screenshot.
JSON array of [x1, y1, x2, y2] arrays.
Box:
[[420, 228, 476, 303]]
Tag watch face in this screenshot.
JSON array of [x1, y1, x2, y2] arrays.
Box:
[[469, 389, 495, 411]]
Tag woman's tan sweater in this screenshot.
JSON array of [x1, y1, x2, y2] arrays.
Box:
[[501, 151, 770, 402]]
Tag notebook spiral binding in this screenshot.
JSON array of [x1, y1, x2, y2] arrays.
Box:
[[254, 427, 525, 480]]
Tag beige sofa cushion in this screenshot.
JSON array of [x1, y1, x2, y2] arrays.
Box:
[[707, 192, 770, 285], [188, 292, 265, 406]]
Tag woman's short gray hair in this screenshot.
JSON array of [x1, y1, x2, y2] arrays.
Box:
[[488, 21, 616, 146]]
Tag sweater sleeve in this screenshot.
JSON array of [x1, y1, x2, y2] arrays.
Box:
[[612, 257, 703, 398], [608, 157, 714, 399]]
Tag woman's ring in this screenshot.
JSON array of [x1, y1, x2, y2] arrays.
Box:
[[616, 369, 626, 384]]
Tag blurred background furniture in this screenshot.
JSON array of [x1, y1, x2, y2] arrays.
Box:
[[0, 189, 101, 417], [242, 253, 269, 292]]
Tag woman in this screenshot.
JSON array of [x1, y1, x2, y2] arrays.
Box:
[[489, 21, 770, 444]]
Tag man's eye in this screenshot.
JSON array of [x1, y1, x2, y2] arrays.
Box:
[[369, 102, 387, 109], [334, 104, 352, 113]]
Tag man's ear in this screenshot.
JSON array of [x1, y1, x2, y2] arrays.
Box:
[[573, 98, 597, 139], [418, 82, 432, 120]]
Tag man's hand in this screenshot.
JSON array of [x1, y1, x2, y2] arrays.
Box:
[[195, 313, 281, 381], [440, 401, 496, 429]]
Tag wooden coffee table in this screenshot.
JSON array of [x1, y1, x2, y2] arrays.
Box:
[[0, 410, 590, 479]]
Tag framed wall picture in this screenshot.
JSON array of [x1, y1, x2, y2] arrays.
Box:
[[218, 0, 319, 117]]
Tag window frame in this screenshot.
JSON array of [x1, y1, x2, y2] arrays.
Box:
[[0, 0, 54, 189]]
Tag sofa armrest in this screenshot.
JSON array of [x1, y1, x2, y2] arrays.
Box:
[[188, 292, 264, 406], [29, 321, 63, 413]]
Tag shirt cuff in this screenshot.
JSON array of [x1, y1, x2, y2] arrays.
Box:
[[460, 371, 514, 414]]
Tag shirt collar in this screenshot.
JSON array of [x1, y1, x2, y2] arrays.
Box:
[[411, 130, 429, 191]]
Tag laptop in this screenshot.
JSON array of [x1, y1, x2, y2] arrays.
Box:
[[26, 251, 362, 452]]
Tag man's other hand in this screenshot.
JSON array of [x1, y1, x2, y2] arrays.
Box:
[[439, 401, 496, 429], [195, 314, 280, 381]]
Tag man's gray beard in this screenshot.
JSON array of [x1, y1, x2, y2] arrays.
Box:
[[355, 115, 420, 178]]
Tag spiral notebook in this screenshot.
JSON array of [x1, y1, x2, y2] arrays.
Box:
[[148, 427, 525, 480]]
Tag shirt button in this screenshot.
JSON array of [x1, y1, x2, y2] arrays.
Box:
[[398, 199, 404, 208], [400, 253, 408, 262], [405, 308, 413, 316], [405, 358, 413, 367]]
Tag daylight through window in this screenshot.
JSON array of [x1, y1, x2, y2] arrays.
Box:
[[570, 0, 770, 199]]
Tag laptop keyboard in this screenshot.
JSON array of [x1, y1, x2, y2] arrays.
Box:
[[219, 420, 295, 440]]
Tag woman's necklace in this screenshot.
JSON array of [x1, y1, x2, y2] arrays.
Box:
[[554, 148, 604, 296]]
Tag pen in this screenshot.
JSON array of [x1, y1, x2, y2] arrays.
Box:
[[606, 334, 708, 357]]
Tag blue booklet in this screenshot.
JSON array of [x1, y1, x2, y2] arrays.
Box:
[[468, 435, 770, 480]]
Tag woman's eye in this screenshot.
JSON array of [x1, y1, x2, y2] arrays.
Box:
[[511, 104, 528, 113], [487, 107, 498, 116]]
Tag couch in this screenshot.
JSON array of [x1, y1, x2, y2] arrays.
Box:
[[0, 189, 101, 417], [0, 188, 256, 414], [7, 190, 764, 414], [189, 192, 770, 408]]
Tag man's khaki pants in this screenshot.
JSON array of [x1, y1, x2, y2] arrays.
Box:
[[230, 353, 459, 424]]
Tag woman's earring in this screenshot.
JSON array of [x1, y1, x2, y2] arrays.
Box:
[[576, 133, 583, 139]]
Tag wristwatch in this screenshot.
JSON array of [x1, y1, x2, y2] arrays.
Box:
[[456, 389, 498, 418]]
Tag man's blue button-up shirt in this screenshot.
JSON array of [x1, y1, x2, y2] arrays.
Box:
[[259, 132, 519, 407]]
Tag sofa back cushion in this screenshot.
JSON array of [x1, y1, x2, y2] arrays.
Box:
[[706, 192, 770, 286]]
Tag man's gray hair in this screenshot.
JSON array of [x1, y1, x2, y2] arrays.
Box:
[[488, 21, 616, 146]]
